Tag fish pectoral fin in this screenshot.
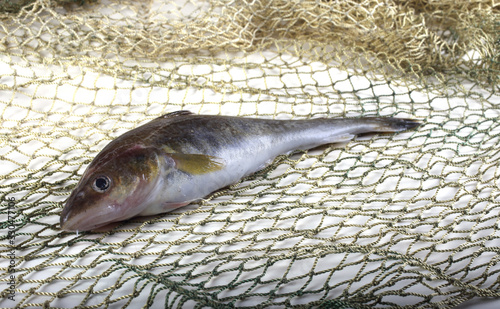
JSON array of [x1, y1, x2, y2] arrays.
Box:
[[169, 153, 225, 175]]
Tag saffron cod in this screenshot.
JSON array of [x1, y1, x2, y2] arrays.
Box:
[[60, 111, 420, 232]]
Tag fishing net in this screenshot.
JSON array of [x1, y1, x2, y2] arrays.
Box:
[[1, 0, 499, 307]]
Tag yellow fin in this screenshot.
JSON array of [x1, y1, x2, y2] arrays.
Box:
[[169, 153, 225, 175]]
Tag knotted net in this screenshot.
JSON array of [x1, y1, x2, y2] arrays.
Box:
[[0, 0, 499, 308]]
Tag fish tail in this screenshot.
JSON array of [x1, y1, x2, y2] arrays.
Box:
[[367, 117, 421, 132]]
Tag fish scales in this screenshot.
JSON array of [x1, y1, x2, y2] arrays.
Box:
[[60, 111, 420, 231]]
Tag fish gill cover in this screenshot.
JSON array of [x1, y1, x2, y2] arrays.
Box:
[[0, 0, 499, 308]]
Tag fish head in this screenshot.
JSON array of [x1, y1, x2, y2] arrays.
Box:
[[60, 145, 162, 232]]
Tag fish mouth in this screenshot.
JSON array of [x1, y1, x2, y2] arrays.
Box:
[[60, 211, 113, 231], [60, 201, 135, 232], [60, 206, 115, 231]]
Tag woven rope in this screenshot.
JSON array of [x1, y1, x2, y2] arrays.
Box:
[[0, 0, 499, 308]]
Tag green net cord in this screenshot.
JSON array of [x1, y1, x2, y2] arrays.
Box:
[[0, 0, 499, 308]]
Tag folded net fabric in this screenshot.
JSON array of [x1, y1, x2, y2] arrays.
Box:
[[0, 0, 499, 307]]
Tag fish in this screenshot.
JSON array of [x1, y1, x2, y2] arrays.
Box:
[[60, 110, 420, 232]]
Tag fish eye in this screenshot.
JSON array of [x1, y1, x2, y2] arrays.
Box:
[[92, 176, 111, 193]]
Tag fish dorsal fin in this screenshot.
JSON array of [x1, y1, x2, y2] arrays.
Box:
[[169, 153, 225, 175], [161, 110, 194, 119]]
